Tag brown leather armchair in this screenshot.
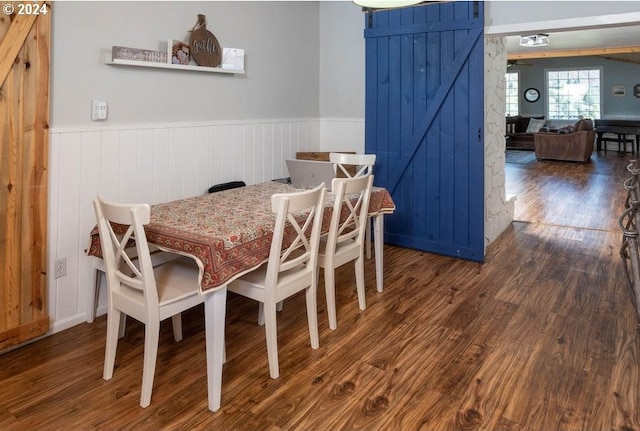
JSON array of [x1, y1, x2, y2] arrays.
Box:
[[533, 119, 595, 163]]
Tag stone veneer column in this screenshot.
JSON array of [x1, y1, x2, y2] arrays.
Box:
[[484, 36, 516, 249]]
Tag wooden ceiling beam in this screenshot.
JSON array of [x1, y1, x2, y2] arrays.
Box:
[[507, 45, 640, 60]]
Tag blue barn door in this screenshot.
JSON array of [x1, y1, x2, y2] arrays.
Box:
[[365, 1, 485, 262]]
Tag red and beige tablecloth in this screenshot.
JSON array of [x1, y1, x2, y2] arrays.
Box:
[[87, 181, 395, 293]]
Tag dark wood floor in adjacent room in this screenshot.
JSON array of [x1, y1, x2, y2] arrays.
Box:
[[1, 151, 639, 431]]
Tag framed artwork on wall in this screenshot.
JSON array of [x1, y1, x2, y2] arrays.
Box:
[[612, 84, 626, 97]]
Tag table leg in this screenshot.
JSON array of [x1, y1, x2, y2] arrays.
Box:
[[618, 134, 624, 154], [373, 214, 384, 293], [596, 132, 603, 153], [205, 287, 227, 412]]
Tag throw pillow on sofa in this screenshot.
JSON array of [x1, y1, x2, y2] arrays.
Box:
[[526, 118, 546, 133], [574, 118, 593, 132]]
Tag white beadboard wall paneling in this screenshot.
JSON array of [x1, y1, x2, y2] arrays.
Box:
[[47, 132, 61, 323], [236, 125, 252, 185], [55, 132, 82, 325], [137, 130, 156, 204], [99, 131, 120, 200], [254, 124, 266, 183], [181, 127, 200, 197], [263, 123, 276, 181], [152, 129, 171, 204], [167, 128, 185, 202], [273, 123, 285, 175], [47, 118, 321, 333], [118, 130, 140, 202], [78, 131, 104, 327], [319, 118, 365, 153]]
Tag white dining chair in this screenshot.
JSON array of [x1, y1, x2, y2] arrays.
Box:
[[318, 174, 373, 330], [93, 195, 205, 408], [329, 152, 376, 259], [228, 183, 326, 379]]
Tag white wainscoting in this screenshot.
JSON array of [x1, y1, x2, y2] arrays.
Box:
[[46, 117, 365, 335]]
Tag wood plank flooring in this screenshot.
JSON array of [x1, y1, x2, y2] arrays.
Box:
[[2, 151, 640, 430]]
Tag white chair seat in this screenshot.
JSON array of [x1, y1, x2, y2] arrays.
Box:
[[232, 262, 315, 300], [113, 258, 201, 317], [87, 248, 181, 323], [319, 237, 361, 268]]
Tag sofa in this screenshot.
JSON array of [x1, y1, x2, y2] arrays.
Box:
[[506, 115, 546, 150], [533, 119, 595, 163]]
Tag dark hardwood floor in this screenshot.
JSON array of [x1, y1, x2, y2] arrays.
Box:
[[2, 151, 640, 430]]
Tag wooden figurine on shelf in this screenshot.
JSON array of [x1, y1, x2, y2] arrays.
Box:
[[189, 14, 222, 68]]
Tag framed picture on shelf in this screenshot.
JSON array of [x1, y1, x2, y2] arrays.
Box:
[[168, 40, 190, 65], [222, 48, 245, 71]]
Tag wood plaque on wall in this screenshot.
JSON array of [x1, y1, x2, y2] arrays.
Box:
[[189, 14, 222, 67]]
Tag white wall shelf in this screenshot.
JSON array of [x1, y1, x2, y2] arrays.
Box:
[[104, 55, 245, 74]]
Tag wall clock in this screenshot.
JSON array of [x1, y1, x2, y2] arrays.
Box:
[[524, 88, 540, 103]]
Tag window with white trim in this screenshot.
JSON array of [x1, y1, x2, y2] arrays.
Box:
[[505, 72, 519, 116], [546, 68, 601, 120]]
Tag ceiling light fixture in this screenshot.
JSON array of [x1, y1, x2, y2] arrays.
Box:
[[519, 34, 550, 48], [353, 0, 423, 9]]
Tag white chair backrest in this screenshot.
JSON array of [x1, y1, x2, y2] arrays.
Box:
[[264, 183, 326, 287], [326, 175, 373, 251], [93, 196, 160, 308], [329, 153, 376, 178]]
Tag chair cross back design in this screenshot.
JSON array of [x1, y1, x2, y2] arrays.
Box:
[[334, 181, 367, 243], [93, 196, 203, 408], [329, 152, 376, 178], [228, 183, 326, 379], [319, 174, 374, 330], [277, 200, 316, 272], [329, 152, 378, 261]]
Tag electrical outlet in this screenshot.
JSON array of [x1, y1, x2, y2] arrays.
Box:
[[91, 99, 108, 121], [54, 257, 66, 279]]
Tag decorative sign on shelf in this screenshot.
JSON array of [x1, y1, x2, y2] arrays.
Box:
[[112, 46, 167, 64], [189, 14, 222, 67]]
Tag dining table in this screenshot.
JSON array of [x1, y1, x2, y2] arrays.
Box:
[[87, 180, 395, 412]]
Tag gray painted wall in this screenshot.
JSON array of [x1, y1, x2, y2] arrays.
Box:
[[51, 1, 640, 128], [510, 56, 640, 123], [51, 1, 321, 127]]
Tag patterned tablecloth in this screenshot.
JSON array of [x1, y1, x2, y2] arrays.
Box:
[[87, 181, 395, 293]]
